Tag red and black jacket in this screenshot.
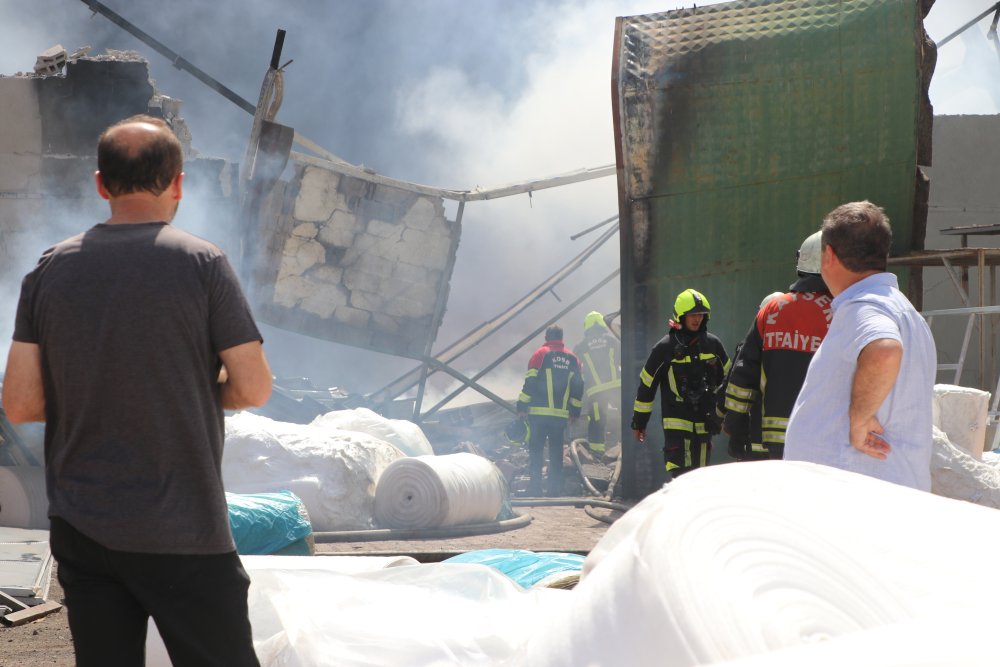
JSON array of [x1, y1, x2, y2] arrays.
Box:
[[722, 275, 832, 449], [517, 339, 584, 420]]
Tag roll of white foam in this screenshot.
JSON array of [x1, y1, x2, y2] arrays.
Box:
[[374, 453, 504, 529], [523, 460, 1000, 666], [0, 466, 47, 529]]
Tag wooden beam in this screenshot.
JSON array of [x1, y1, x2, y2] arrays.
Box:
[[1, 600, 62, 627]]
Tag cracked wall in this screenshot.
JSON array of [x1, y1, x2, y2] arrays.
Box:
[[251, 164, 460, 359]]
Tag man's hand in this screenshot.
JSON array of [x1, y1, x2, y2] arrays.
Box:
[[633, 429, 646, 444], [849, 338, 902, 460], [850, 415, 891, 460]]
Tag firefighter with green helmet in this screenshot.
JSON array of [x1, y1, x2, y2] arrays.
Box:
[[573, 311, 621, 454], [631, 288, 730, 477]]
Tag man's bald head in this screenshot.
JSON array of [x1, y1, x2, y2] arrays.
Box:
[[97, 115, 183, 197]]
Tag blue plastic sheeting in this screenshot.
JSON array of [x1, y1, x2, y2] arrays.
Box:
[[444, 548, 585, 589], [227, 491, 312, 555]]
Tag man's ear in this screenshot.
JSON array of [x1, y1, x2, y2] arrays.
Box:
[[94, 171, 111, 200], [170, 172, 184, 201], [821, 243, 837, 269]]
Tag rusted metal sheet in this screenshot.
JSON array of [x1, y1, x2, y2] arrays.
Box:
[[614, 0, 933, 497]]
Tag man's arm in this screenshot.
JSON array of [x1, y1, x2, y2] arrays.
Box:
[[849, 338, 902, 460], [218, 341, 272, 410], [2, 342, 45, 422]]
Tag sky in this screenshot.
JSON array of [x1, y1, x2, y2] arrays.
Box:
[[0, 0, 993, 406]]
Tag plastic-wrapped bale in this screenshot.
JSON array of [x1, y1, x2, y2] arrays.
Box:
[[444, 549, 585, 589], [311, 407, 434, 457], [520, 460, 1000, 667], [223, 412, 405, 531], [374, 453, 506, 529], [227, 491, 314, 555], [932, 383, 989, 459]]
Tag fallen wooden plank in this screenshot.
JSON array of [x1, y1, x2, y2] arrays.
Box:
[[1, 600, 61, 626]]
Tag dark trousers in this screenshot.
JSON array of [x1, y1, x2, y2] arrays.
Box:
[[664, 430, 712, 478], [585, 387, 620, 450], [50, 517, 260, 667], [527, 416, 567, 496]]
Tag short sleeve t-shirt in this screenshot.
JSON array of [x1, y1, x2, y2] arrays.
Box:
[[13, 222, 262, 554]]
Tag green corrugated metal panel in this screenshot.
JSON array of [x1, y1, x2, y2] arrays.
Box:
[[613, 0, 930, 496]]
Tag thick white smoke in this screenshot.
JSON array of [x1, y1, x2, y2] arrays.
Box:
[[0, 0, 987, 405]]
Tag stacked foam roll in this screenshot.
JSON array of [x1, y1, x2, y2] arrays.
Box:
[[374, 453, 504, 529], [522, 460, 1000, 666], [0, 466, 48, 529]]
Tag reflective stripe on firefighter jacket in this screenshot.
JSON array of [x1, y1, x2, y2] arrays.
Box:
[[517, 339, 584, 420], [722, 286, 832, 447], [631, 328, 729, 434], [573, 330, 622, 397]]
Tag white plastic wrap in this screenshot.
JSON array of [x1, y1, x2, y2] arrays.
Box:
[[932, 384, 989, 459], [522, 460, 1000, 666], [0, 466, 48, 529], [932, 426, 1000, 507], [374, 453, 505, 529], [146, 555, 422, 667], [310, 408, 434, 457], [223, 412, 405, 531]]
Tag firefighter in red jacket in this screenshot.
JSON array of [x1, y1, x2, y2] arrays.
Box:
[[631, 289, 730, 477], [721, 231, 833, 458], [573, 311, 621, 454], [517, 325, 584, 496]]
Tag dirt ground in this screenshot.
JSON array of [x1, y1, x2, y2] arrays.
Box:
[[0, 502, 622, 665]]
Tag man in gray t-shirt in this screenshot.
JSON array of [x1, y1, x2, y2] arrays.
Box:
[[785, 201, 936, 491], [3, 115, 272, 666]]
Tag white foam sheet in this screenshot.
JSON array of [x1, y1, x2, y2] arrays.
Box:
[[373, 453, 505, 529], [310, 408, 434, 457], [521, 460, 1000, 667], [223, 412, 405, 531], [706, 614, 999, 667], [0, 466, 48, 529], [932, 384, 989, 459]]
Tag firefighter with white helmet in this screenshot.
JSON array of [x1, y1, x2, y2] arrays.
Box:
[[721, 231, 832, 458], [631, 289, 730, 477]]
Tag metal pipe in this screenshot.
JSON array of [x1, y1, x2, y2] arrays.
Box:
[[419, 269, 620, 419], [937, 2, 1000, 48], [79, 0, 256, 114]]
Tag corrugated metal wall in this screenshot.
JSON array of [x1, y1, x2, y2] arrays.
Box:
[[613, 0, 932, 497]]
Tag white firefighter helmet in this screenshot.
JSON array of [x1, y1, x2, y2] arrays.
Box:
[[758, 291, 784, 310], [796, 231, 823, 274]]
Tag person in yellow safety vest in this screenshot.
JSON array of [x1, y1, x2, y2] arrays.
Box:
[[573, 311, 621, 454], [517, 325, 585, 497], [631, 289, 730, 478]]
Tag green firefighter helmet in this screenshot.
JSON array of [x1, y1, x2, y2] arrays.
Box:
[[673, 288, 711, 322]]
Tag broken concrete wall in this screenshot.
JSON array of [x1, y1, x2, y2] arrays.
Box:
[[250, 163, 460, 359], [923, 114, 1000, 392], [0, 51, 458, 364], [0, 54, 237, 291]]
